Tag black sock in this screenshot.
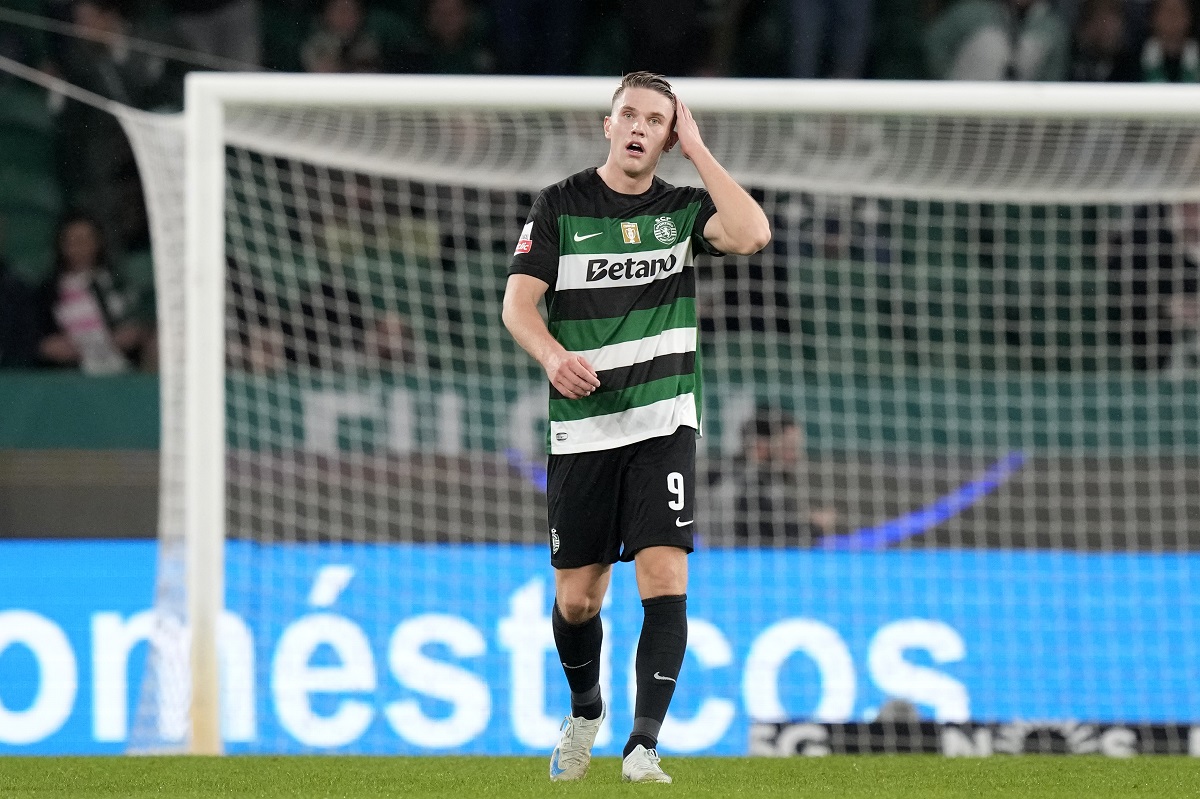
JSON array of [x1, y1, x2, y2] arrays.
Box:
[[623, 594, 687, 758], [624, 734, 657, 757], [551, 601, 604, 720]]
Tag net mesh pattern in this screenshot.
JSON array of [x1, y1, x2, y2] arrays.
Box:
[[126, 95, 1200, 753]]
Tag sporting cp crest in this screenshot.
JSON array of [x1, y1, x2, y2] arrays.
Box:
[[621, 221, 641, 244], [653, 215, 678, 245]]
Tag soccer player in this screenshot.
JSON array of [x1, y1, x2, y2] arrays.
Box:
[[503, 71, 770, 783]]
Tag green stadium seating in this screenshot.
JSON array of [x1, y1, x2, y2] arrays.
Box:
[[0, 81, 60, 285]]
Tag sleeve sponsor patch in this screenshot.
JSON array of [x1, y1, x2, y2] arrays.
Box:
[[514, 221, 533, 255]]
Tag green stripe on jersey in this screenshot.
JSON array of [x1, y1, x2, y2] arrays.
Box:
[[559, 202, 702, 256], [551, 296, 695, 352], [549, 373, 697, 422]]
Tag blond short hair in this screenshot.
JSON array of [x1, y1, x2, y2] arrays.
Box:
[[611, 71, 675, 111]]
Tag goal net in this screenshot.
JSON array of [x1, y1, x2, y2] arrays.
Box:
[[126, 76, 1200, 755]]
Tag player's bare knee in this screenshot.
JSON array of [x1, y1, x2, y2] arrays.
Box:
[[635, 549, 688, 597], [556, 593, 601, 624], [639, 575, 685, 598]]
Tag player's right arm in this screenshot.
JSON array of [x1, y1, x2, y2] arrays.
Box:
[[502, 273, 600, 400]]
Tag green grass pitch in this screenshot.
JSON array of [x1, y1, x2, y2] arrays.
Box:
[[3, 756, 1200, 798]]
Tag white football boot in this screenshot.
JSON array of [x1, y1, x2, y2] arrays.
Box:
[[621, 744, 673, 783], [548, 704, 606, 782]]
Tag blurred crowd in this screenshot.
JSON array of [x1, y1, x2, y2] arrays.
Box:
[[0, 0, 1198, 374], [2, 0, 1189, 83]]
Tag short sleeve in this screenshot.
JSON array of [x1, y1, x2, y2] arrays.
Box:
[[691, 189, 723, 256], [508, 189, 560, 285]]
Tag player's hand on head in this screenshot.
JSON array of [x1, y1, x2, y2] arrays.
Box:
[[672, 98, 706, 161], [545, 351, 601, 399]]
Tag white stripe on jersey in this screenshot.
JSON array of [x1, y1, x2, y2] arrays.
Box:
[[554, 240, 693, 291], [549, 393, 699, 454], [577, 327, 697, 373]]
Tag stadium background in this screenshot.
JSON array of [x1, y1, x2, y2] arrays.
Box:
[[1, 0, 1199, 757]]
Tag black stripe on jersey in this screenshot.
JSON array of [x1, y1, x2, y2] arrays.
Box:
[[549, 268, 695, 322], [556, 170, 701, 220], [550, 351, 695, 400]]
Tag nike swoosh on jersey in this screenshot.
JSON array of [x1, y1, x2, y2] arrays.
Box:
[[675, 518, 693, 527], [573, 231, 603, 242], [653, 672, 676, 683]]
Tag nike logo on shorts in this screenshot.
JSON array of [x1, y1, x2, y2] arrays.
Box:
[[675, 518, 693, 527]]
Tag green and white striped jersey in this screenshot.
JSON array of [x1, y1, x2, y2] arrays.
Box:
[[510, 167, 721, 454]]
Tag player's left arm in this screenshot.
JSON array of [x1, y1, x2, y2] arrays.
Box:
[[671, 97, 771, 256]]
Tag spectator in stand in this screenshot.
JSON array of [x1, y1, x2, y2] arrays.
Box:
[[364, 312, 419, 369], [301, 0, 384, 73], [704, 407, 837, 547], [0, 258, 39, 367], [787, 0, 874, 78], [294, 281, 419, 372], [238, 282, 418, 374], [399, 0, 495, 74], [58, 0, 188, 110], [1107, 204, 1200, 370], [227, 258, 287, 376], [54, 0, 186, 245], [924, 0, 1070, 81], [35, 212, 152, 374], [1069, 0, 1131, 80], [488, 0, 583, 75], [167, 0, 262, 68], [1118, 0, 1199, 82], [1163, 202, 1200, 370], [1164, 280, 1200, 370]]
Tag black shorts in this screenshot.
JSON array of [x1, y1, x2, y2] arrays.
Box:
[[546, 425, 696, 569]]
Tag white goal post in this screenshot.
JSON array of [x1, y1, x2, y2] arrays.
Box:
[[166, 74, 1200, 756]]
